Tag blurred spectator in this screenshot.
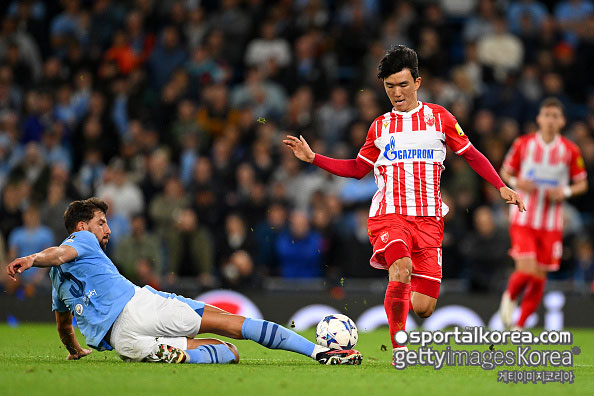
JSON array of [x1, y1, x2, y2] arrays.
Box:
[[147, 26, 188, 90], [7, 204, 53, 296], [165, 208, 215, 288], [75, 148, 105, 197], [276, 210, 323, 278], [220, 250, 255, 289], [554, 0, 594, 47], [139, 148, 171, 210], [463, 0, 498, 43], [218, 213, 256, 267], [335, 207, 378, 278], [573, 237, 594, 289], [477, 14, 524, 82], [40, 180, 70, 242], [114, 213, 163, 285], [244, 19, 291, 72], [149, 175, 189, 240], [197, 84, 240, 138], [0, 180, 26, 244], [96, 158, 144, 219], [230, 68, 287, 122], [315, 87, 356, 146], [507, 0, 548, 36], [254, 201, 288, 276], [461, 206, 510, 292]]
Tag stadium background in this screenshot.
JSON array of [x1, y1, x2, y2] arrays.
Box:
[[0, 0, 593, 329]]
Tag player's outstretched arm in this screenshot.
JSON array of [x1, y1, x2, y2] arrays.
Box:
[[55, 311, 92, 360], [6, 245, 78, 280], [283, 135, 372, 179]]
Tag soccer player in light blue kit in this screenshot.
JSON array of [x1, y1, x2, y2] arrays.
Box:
[[6, 198, 361, 365]]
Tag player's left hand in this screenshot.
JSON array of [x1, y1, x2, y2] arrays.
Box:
[[67, 348, 92, 360], [499, 186, 526, 212]]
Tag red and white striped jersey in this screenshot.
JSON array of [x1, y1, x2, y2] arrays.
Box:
[[502, 133, 587, 231], [357, 102, 471, 218]]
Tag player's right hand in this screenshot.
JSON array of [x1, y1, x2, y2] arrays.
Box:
[[67, 348, 93, 360], [6, 255, 35, 280], [499, 186, 526, 212], [283, 135, 315, 163]]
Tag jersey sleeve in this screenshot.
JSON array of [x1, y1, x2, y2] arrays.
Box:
[[357, 119, 381, 166], [568, 143, 587, 181], [60, 231, 99, 260], [52, 286, 69, 312], [502, 138, 524, 175], [441, 109, 471, 155]]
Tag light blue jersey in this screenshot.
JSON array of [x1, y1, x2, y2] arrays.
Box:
[[49, 231, 136, 349]]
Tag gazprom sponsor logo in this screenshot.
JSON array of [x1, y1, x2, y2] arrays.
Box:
[[383, 136, 434, 161]]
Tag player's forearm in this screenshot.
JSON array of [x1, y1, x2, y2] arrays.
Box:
[[56, 311, 84, 354], [461, 145, 506, 189], [31, 246, 76, 268], [312, 154, 372, 179], [568, 179, 588, 197], [500, 169, 514, 187], [57, 325, 85, 355]]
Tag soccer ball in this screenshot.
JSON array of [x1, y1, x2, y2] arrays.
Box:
[[315, 314, 358, 350]]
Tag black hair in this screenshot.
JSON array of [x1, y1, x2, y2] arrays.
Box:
[[540, 97, 564, 116], [64, 197, 108, 234], [377, 45, 419, 80]]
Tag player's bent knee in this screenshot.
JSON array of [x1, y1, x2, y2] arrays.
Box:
[[414, 305, 435, 318]]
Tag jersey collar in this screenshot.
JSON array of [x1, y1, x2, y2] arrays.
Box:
[[536, 131, 560, 148], [391, 101, 423, 116]]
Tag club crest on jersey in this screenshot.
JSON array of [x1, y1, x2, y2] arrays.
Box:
[[380, 231, 389, 243], [75, 303, 83, 315], [425, 113, 435, 126]]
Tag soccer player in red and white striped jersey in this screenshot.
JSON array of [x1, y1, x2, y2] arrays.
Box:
[[284, 45, 525, 360], [499, 98, 588, 330]]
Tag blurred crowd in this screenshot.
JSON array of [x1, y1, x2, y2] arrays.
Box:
[[0, 0, 593, 297]]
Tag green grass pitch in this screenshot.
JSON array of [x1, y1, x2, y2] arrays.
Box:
[[1, 324, 593, 396]]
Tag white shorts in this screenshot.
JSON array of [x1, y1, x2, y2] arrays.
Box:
[[110, 286, 205, 362]]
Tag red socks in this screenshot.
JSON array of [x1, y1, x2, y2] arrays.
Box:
[[385, 281, 411, 348], [506, 271, 532, 301], [517, 276, 546, 328]]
